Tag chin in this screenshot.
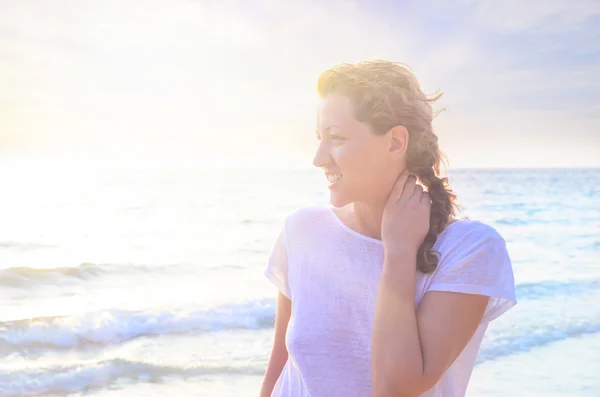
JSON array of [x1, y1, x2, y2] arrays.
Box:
[[329, 191, 354, 208]]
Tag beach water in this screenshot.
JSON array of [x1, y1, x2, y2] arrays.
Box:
[[1, 165, 599, 396]]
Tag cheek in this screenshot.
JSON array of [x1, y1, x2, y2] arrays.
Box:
[[335, 143, 388, 180], [333, 144, 365, 171]]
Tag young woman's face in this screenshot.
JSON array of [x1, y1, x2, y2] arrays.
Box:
[[313, 94, 400, 208]]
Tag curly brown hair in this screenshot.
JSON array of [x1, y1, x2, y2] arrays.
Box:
[[316, 60, 459, 273]]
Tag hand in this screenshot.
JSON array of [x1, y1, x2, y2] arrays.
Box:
[[381, 170, 431, 256]]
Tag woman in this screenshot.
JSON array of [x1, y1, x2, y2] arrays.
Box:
[[260, 60, 516, 397]]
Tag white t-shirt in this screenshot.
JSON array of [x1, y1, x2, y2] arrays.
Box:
[[265, 205, 517, 397]]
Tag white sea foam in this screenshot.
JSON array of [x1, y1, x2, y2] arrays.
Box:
[[0, 300, 275, 352], [0, 359, 264, 396]]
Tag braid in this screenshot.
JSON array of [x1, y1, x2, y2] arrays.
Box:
[[414, 166, 458, 273]]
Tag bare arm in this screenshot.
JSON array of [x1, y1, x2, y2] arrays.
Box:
[[371, 250, 489, 397], [260, 292, 292, 397]]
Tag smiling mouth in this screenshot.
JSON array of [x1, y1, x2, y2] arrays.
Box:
[[327, 173, 342, 183]]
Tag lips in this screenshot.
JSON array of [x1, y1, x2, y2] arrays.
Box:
[[325, 173, 342, 189]]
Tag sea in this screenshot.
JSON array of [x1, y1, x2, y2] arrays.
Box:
[[1, 165, 599, 397]]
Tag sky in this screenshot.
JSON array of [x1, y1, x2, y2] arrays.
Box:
[[1, 0, 599, 169]]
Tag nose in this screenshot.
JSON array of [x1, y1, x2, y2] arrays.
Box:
[[312, 140, 331, 168]]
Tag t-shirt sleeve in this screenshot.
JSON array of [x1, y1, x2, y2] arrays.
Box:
[[427, 225, 517, 324], [264, 229, 291, 299]]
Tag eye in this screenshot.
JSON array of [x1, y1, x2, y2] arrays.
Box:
[[331, 134, 343, 141]]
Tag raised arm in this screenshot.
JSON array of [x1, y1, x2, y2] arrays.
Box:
[[373, 170, 504, 396]]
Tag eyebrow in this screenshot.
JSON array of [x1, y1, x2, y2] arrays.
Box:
[[316, 125, 341, 135]]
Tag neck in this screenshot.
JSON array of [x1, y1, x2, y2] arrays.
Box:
[[351, 200, 386, 240]]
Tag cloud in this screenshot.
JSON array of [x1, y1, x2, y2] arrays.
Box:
[[472, 0, 600, 32], [0, 0, 598, 167]]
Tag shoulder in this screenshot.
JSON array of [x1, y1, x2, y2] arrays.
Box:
[[436, 218, 505, 249], [431, 217, 512, 273], [433, 219, 510, 275], [282, 205, 331, 232], [278, 206, 333, 255]]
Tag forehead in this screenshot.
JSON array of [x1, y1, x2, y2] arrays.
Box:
[[316, 94, 356, 129]]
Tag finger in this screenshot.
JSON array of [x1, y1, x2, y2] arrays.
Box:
[[420, 191, 431, 205], [390, 169, 410, 203], [411, 184, 423, 202], [399, 174, 417, 203]]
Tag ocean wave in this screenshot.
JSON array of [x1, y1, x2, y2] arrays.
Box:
[[495, 218, 529, 226], [515, 278, 600, 300], [2, 276, 597, 354], [4, 327, 600, 397], [0, 358, 264, 396], [0, 262, 160, 288], [0, 300, 275, 353], [477, 321, 600, 363]]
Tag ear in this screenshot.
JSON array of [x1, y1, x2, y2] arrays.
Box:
[[388, 125, 409, 155]]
